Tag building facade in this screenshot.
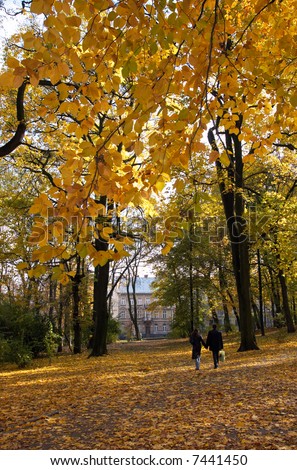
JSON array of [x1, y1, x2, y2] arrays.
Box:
[[114, 276, 174, 339]]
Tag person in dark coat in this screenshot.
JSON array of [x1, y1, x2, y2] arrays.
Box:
[[190, 329, 207, 371], [206, 324, 223, 369]]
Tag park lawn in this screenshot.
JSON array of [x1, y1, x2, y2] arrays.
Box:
[[0, 329, 296, 450]]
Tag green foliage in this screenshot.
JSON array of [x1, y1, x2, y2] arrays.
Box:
[[274, 313, 286, 329], [0, 337, 10, 362], [0, 301, 48, 367], [44, 322, 61, 364], [5, 340, 33, 369], [107, 317, 121, 344], [151, 236, 220, 335]]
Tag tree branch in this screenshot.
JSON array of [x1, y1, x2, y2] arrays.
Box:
[[0, 82, 27, 157]]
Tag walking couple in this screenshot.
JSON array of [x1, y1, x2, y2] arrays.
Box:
[[190, 324, 224, 370]]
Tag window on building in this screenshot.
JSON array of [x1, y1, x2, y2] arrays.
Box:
[[137, 297, 143, 305], [144, 311, 151, 321], [154, 324, 158, 332], [163, 324, 167, 332], [119, 311, 126, 319], [120, 298, 126, 305], [162, 310, 167, 319], [145, 298, 150, 305]]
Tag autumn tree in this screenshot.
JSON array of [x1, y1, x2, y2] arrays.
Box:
[[1, 0, 297, 354], [255, 184, 296, 333]]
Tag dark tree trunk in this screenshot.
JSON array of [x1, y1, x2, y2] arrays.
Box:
[[218, 265, 232, 333], [195, 287, 201, 328], [188, 219, 195, 331], [126, 277, 141, 340], [132, 279, 141, 340], [189, 255, 194, 331], [48, 276, 57, 326], [278, 270, 296, 333], [293, 296, 297, 325], [257, 249, 265, 335], [72, 255, 84, 354], [89, 237, 110, 357], [72, 274, 82, 354], [223, 303, 232, 333], [0, 82, 27, 157], [88, 196, 110, 357], [235, 239, 258, 350], [208, 126, 258, 351], [227, 289, 240, 330], [268, 265, 281, 324], [57, 284, 64, 353], [211, 306, 219, 325], [251, 298, 261, 330]]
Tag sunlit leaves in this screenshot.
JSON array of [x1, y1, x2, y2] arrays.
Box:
[[30, 0, 55, 15], [0, 0, 296, 283]]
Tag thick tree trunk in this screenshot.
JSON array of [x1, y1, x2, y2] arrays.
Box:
[[222, 191, 258, 350], [208, 127, 258, 351], [235, 239, 259, 351], [88, 196, 110, 357], [89, 237, 110, 357]]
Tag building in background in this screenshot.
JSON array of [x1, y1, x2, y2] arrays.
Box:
[[113, 276, 174, 339]]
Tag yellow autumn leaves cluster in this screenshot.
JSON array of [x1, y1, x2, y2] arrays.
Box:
[[0, 0, 296, 282]]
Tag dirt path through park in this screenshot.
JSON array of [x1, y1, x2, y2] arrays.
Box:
[[1, 330, 296, 450]]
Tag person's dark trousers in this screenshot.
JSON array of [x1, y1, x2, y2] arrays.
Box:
[[212, 350, 219, 368]]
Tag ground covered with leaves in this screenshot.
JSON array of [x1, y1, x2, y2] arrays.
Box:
[[0, 329, 296, 450]]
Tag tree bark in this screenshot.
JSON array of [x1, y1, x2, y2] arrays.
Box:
[[48, 276, 57, 326], [0, 82, 27, 157], [235, 238, 258, 350], [267, 265, 281, 325], [131, 277, 141, 340], [89, 237, 110, 356], [208, 126, 258, 351], [72, 274, 82, 354], [257, 249, 265, 335], [292, 296, 297, 325], [251, 298, 261, 330], [278, 270, 296, 333], [218, 264, 232, 333], [227, 289, 240, 330], [57, 284, 64, 353]]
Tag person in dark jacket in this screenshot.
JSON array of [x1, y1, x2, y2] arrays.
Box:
[[190, 329, 207, 371], [206, 324, 223, 369]]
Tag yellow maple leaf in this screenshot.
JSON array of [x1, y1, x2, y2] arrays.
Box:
[[17, 262, 29, 270], [93, 250, 111, 267]]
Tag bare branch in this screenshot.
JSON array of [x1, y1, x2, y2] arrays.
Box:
[[0, 82, 27, 157]]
